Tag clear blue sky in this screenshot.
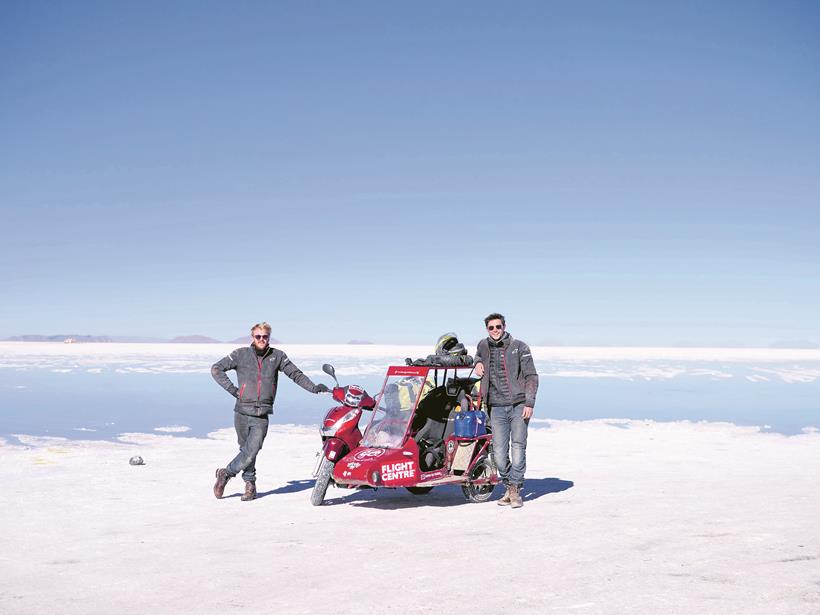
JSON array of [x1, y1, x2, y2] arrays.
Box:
[[2, 1, 819, 346]]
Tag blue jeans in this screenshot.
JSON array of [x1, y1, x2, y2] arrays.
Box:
[[490, 403, 529, 487], [226, 413, 269, 482]]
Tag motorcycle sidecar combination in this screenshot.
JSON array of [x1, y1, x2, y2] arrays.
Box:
[[329, 364, 498, 503]]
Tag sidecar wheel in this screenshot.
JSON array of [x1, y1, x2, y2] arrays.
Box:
[[311, 458, 334, 506], [461, 456, 495, 503], [406, 486, 433, 495]]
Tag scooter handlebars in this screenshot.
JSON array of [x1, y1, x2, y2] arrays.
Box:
[[331, 385, 376, 410]]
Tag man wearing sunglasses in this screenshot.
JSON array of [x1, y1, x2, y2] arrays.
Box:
[[474, 313, 539, 509], [210, 321, 329, 501]]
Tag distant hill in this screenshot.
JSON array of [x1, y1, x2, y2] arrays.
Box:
[[169, 335, 222, 344], [769, 339, 820, 349], [5, 334, 112, 343], [228, 336, 281, 344], [347, 340, 374, 345]]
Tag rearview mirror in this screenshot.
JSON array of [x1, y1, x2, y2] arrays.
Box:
[[322, 363, 339, 386]]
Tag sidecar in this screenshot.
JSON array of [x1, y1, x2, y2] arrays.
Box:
[[332, 364, 498, 503]]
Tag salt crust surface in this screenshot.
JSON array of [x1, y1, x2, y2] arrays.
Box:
[[1, 419, 819, 614]]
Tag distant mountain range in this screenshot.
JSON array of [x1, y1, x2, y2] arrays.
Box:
[[5, 334, 115, 343], [169, 335, 222, 344], [4, 334, 279, 344], [3, 335, 818, 348], [768, 339, 820, 349]]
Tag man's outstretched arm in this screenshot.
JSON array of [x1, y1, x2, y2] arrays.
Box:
[[280, 353, 328, 393]]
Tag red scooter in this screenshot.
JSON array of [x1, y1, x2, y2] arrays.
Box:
[[311, 363, 376, 505]]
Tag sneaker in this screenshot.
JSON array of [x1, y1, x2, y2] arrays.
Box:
[[497, 486, 512, 506], [510, 485, 523, 509], [241, 481, 257, 501], [213, 468, 230, 499]]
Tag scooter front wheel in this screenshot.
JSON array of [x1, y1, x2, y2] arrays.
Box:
[[311, 457, 335, 506]]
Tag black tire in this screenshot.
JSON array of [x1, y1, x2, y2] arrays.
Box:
[[406, 486, 434, 495], [311, 458, 334, 506], [461, 456, 495, 503]]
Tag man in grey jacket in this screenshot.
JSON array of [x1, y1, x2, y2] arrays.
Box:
[[474, 313, 538, 509], [211, 321, 329, 501]]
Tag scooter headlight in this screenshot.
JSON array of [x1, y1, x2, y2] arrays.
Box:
[[321, 409, 359, 436]]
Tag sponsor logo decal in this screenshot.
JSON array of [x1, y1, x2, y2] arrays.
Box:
[[381, 461, 416, 482], [353, 448, 386, 461], [447, 440, 455, 453], [346, 461, 361, 469]]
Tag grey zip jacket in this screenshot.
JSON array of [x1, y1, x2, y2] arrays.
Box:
[[474, 333, 539, 408], [211, 345, 321, 417]]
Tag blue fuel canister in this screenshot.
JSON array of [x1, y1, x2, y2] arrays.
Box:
[[454, 410, 487, 438]]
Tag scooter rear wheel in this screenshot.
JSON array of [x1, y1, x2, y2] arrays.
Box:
[[461, 455, 495, 503], [311, 457, 335, 506]]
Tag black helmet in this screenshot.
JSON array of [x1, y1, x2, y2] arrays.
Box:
[[435, 332, 467, 357]]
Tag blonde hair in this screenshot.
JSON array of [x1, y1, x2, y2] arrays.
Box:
[[251, 322, 272, 334]]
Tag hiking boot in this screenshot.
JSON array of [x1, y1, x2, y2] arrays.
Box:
[[510, 485, 523, 509], [241, 481, 257, 501], [497, 486, 512, 506], [213, 468, 230, 499]]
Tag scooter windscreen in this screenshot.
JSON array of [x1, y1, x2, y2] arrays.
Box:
[[360, 374, 425, 448]]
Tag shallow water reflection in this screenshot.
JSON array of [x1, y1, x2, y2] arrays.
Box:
[[1, 364, 817, 441]]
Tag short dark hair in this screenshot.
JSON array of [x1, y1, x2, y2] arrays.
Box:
[[484, 313, 506, 327]]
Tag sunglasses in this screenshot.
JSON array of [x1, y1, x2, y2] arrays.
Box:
[[253, 334, 270, 341], [487, 325, 504, 331]]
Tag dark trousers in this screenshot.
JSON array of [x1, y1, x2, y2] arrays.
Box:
[[226, 413, 269, 482]]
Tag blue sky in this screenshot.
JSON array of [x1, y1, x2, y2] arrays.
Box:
[[2, 1, 819, 345]]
